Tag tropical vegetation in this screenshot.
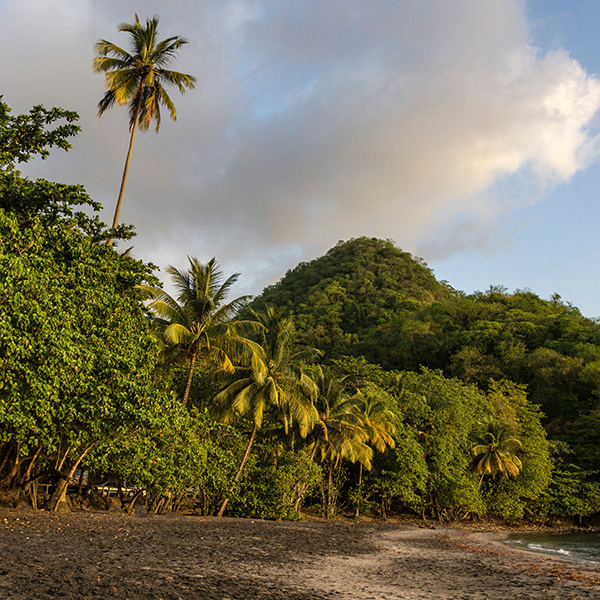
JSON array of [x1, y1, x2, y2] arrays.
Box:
[[2, 82, 600, 525]]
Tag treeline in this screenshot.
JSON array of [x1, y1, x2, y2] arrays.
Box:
[[1, 100, 598, 522], [257, 237, 600, 515]]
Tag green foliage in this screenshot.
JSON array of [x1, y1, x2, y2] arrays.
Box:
[[0, 98, 80, 169], [94, 14, 196, 132], [472, 382, 551, 520], [254, 238, 600, 520], [0, 99, 164, 510], [546, 466, 600, 520], [0, 205, 163, 480], [255, 238, 453, 360], [366, 420, 428, 514], [471, 420, 523, 483], [141, 256, 252, 406], [214, 306, 320, 436], [230, 446, 321, 520]]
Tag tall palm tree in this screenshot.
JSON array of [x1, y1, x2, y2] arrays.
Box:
[[140, 257, 251, 406], [213, 306, 321, 517], [472, 420, 523, 487], [93, 14, 196, 234]]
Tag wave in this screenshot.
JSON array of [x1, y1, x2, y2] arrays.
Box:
[[506, 534, 600, 565]]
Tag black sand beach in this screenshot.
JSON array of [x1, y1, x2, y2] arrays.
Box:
[[1, 509, 599, 599]]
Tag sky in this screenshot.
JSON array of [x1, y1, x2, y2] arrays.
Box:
[[1, 0, 600, 316]]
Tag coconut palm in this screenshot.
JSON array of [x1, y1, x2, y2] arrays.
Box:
[[93, 14, 196, 234], [140, 257, 251, 406], [213, 306, 321, 516], [308, 366, 373, 517], [309, 366, 372, 467], [472, 420, 523, 486], [350, 387, 396, 516]]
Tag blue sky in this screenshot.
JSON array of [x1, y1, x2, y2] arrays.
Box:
[[431, 1, 600, 315], [1, 0, 600, 316]]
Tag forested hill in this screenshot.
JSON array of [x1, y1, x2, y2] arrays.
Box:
[[255, 237, 600, 430], [256, 237, 456, 359]]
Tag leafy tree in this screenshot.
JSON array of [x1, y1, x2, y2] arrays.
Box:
[[366, 420, 428, 518], [306, 366, 373, 517], [397, 369, 486, 520], [0, 99, 169, 511], [476, 381, 551, 520], [141, 257, 251, 406], [93, 14, 196, 232], [0, 98, 79, 169], [350, 385, 396, 515], [228, 440, 321, 520]]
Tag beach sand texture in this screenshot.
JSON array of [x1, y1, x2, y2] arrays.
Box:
[[1, 509, 599, 599]]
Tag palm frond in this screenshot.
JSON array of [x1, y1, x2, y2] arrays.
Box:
[[157, 68, 197, 92], [163, 322, 193, 346], [93, 41, 132, 64]]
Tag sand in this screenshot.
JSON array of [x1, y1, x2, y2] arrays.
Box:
[[1, 508, 599, 599]]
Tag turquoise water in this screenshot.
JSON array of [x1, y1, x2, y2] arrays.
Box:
[[505, 532, 600, 564]]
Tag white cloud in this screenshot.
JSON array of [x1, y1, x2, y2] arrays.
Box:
[[1, 0, 598, 295]]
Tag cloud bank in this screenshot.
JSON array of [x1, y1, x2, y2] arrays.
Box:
[[0, 0, 598, 293]]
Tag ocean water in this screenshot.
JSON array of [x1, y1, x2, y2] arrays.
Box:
[[505, 532, 600, 564]]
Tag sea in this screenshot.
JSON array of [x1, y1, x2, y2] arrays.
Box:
[[505, 532, 600, 565]]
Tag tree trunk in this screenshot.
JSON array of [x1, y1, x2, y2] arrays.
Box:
[[21, 445, 42, 507], [0, 444, 20, 489], [354, 462, 363, 518], [310, 441, 319, 462], [124, 489, 145, 514], [108, 100, 140, 244], [326, 461, 334, 520], [46, 444, 96, 512], [29, 480, 38, 510], [77, 468, 86, 496], [217, 423, 258, 517], [22, 445, 42, 487], [182, 351, 197, 407], [0, 443, 11, 477]]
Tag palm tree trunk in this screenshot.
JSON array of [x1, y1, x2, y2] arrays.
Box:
[[217, 423, 258, 517], [326, 461, 334, 519], [354, 462, 363, 517], [108, 100, 140, 243], [182, 351, 197, 407]]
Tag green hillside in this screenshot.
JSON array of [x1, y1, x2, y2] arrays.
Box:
[[255, 237, 600, 429], [256, 237, 456, 360]]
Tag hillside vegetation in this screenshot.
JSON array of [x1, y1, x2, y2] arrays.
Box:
[[2, 99, 599, 523]]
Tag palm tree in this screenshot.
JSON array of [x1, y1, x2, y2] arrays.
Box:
[[140, 257, 251, 406], [213, 306, 321, 517], [350, 387, 396, 516], [308, 366, 373, 517], [93, 14, 196, 234], [472, 420, 523, 487], [309, 367, 371, 466]]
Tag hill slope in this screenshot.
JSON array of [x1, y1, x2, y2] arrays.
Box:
[[254, 237, 600, 430], [256, 237, 455, 360]]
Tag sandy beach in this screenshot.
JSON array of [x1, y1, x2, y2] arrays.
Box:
[[1, 508, 599, 599]]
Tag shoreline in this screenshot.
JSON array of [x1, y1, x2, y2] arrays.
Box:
[[1, 509, 599, 599]]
